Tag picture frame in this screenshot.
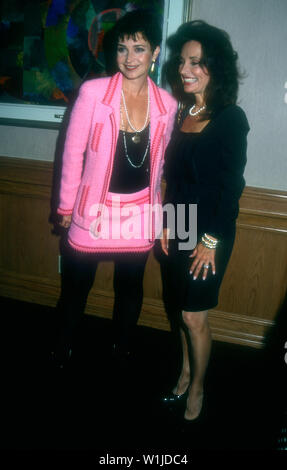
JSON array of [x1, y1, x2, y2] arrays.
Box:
[[0, 0, 189, 126]]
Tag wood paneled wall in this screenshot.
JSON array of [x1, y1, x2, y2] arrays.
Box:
[[1, 156, 286, 347]]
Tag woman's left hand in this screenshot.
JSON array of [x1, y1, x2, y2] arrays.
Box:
[[189, 242, 216, 280]]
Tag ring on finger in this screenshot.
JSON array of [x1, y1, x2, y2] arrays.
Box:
[[203, 264, 209, 269]]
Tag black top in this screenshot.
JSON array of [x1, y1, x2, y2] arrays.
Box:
[[109, 125, 150, 193], [164, 105, 250, 239]]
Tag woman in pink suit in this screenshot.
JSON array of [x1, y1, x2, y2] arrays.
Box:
[[52, 10, 177, 366]]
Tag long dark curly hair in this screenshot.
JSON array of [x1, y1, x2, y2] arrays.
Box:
[[164, 20, 242, 116]]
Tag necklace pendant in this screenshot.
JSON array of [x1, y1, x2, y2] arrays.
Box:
[[132, 133, 141, 144]]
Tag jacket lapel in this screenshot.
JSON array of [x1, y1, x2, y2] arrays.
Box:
[[148, 76, 167, 118], [100, 73, 167, 167], [101, 72, 122, 135], [148, 77, 167, 164]]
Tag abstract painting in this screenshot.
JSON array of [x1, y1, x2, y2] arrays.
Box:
[[0, 0, 164, 107]]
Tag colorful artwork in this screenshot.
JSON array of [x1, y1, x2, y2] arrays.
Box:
[[0, 0, 164, 107]]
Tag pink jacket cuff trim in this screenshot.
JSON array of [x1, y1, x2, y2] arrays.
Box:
[[57, 208, 73, 216]]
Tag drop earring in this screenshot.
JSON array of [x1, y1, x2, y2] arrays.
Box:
[[150, 60, 156, 73]]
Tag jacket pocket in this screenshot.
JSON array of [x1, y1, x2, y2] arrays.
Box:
[[91, 123, 104, 152], [78, 185, 90, 217]]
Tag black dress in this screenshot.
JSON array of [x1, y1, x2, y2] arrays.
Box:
[[163, 105, 249, 311]]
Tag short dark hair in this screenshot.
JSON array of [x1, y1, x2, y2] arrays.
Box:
[[103, 10, 162, 75], [114, 9, 162, 51], [165, 20, 242, 114]]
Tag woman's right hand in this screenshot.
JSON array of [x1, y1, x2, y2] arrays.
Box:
[[160, 228, 169, 255], [59, 214, 72, 229]]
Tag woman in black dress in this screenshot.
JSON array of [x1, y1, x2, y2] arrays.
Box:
[[161, 21, 249, 421]]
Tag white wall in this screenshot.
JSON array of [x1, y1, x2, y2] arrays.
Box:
[[191, 0, 287, 191]]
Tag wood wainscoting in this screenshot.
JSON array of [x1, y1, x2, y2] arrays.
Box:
[[0, 156, 286, 348]]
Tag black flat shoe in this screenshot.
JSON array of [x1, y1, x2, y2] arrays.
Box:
[[161, 389, 188, 404], [111, 343, 132, 359], [50, 346, 72, 369]]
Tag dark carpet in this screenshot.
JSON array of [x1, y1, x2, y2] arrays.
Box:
[[0, 296, 286, 463]]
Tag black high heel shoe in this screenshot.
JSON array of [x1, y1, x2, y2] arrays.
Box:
[[182, 393, 205, 425], [161, 389, 188, 405]]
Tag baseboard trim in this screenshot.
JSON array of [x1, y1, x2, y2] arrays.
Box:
[[0, 270, 273, 348]]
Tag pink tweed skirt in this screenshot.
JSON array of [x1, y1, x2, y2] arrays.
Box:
[[68, 187, 161, 253]]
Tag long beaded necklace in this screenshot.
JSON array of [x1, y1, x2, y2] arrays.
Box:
[[120, 105, 150, 169], [121, 87, 150, 144]]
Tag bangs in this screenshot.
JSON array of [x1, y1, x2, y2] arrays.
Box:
[[118, 31, 148, 44]]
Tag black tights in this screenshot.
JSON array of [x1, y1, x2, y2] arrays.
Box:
[[56, 244, 149, 352]]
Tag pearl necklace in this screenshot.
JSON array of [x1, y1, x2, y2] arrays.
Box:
[[120, 105, 150, 169], [189, 104, 206, 117], [121, 87, 150, 143]]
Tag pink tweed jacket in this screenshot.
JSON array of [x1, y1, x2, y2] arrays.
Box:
[[57, 72, 177, 252]]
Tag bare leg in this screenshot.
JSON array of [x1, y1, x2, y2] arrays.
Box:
[[172, 328, 191, 396], [181, 310, 212, 420]]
